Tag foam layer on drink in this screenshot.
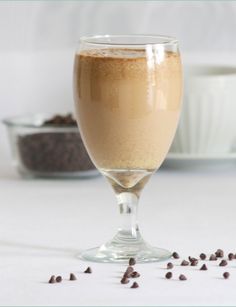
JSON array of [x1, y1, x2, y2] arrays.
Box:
[[79, 48, 147, 58], [74, 48, 182, 170]]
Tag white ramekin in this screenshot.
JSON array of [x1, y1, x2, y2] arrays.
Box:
[[171, 65, 236, 155]]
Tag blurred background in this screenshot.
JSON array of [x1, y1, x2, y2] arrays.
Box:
[[1, 0, 236, 173]]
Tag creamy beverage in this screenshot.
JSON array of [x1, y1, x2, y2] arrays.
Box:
[[73, 36, 182, 263], [74, 48, 182, 187]]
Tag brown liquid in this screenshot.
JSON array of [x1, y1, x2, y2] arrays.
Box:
[[74, 49, 182, 172]]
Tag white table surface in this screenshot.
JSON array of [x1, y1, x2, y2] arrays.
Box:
[[0, 159, 236, 306]]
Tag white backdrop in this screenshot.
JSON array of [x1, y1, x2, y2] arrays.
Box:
[[1, 1, 236, 166]]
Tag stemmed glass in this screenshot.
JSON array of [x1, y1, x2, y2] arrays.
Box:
[[73, 35, 182, 263]]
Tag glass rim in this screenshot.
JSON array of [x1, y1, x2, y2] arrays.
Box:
[[79, 34, 178, 46]]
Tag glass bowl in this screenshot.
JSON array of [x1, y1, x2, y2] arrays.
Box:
[[3, 114, 99, 178]]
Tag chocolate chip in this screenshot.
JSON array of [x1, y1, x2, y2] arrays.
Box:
[[228, 253, 234, 260], [190, 260, 198, 266], [130, 281, 139, 288], [200, 253, 206, 260], [215, 249, 224, 258], [209, 254, 217, 261], [84, 267, 92, 273], [167, 262, 174, 269], [120, 277, 129, 284], [219, 260, 228, 267], [129, 258, 136, 266], [181, 260, 189, 266], [123, 272, 131, 279], [223, 272, 230, 279], [130, 271, 140, 278], [69, 273, 77, 281], [165, 272, 172, 279], [55, 276, 62, 283], [48, 275, 56, 284], [200, 264, 208, 271], [125, 266, 134, 275], [172, 252, 180, 259], [123, 266, 135, 278], [179, 274, 187, 281], [188, 257, 198, 265]]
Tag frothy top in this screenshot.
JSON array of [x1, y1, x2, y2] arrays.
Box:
[[77, 48, 181, 81], [78, 48, 177, 60]]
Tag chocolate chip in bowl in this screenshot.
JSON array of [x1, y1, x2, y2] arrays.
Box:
[[3, 113, 98, 178]]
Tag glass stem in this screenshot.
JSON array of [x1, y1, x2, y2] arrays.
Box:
[[116, 192, 140, 241]]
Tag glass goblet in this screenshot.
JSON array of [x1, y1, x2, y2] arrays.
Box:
[[73, 35, 182, 263]]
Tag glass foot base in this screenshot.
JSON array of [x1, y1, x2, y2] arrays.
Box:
[[79, 240, 171, 263]]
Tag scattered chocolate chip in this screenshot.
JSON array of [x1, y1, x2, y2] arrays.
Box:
[[84, 267, 92, 273], [209, 254, 217, 261], [121, 277, 129, 284], [123, 272, 131, 279], [129, 258, 136, 266], [179, 274, 187, 281], [181, 260, 189, 266], [219, 260, 228, 267], [223, 272, 230, 279], [130, 271, 140, 278], [69, 273, 77, 281], [123, 265, 135, 278], [200, 253, 206, 260], [55, 276, 62, 283], [190, 260, 198, 266], [200, 264, 208, 271], [188, 257, 198, 265], [215, 249, 224, 258], [165, 272, 172, 279], [167, 262, 174, 269], [125, 266, 134, 275], [172, 252, 180, 259], [130, 281, 139, 288], [48, 275, 56, 284], [228, 253, 234, 260]]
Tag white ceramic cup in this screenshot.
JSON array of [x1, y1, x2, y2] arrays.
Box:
[[171, 65, 236, 155]]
